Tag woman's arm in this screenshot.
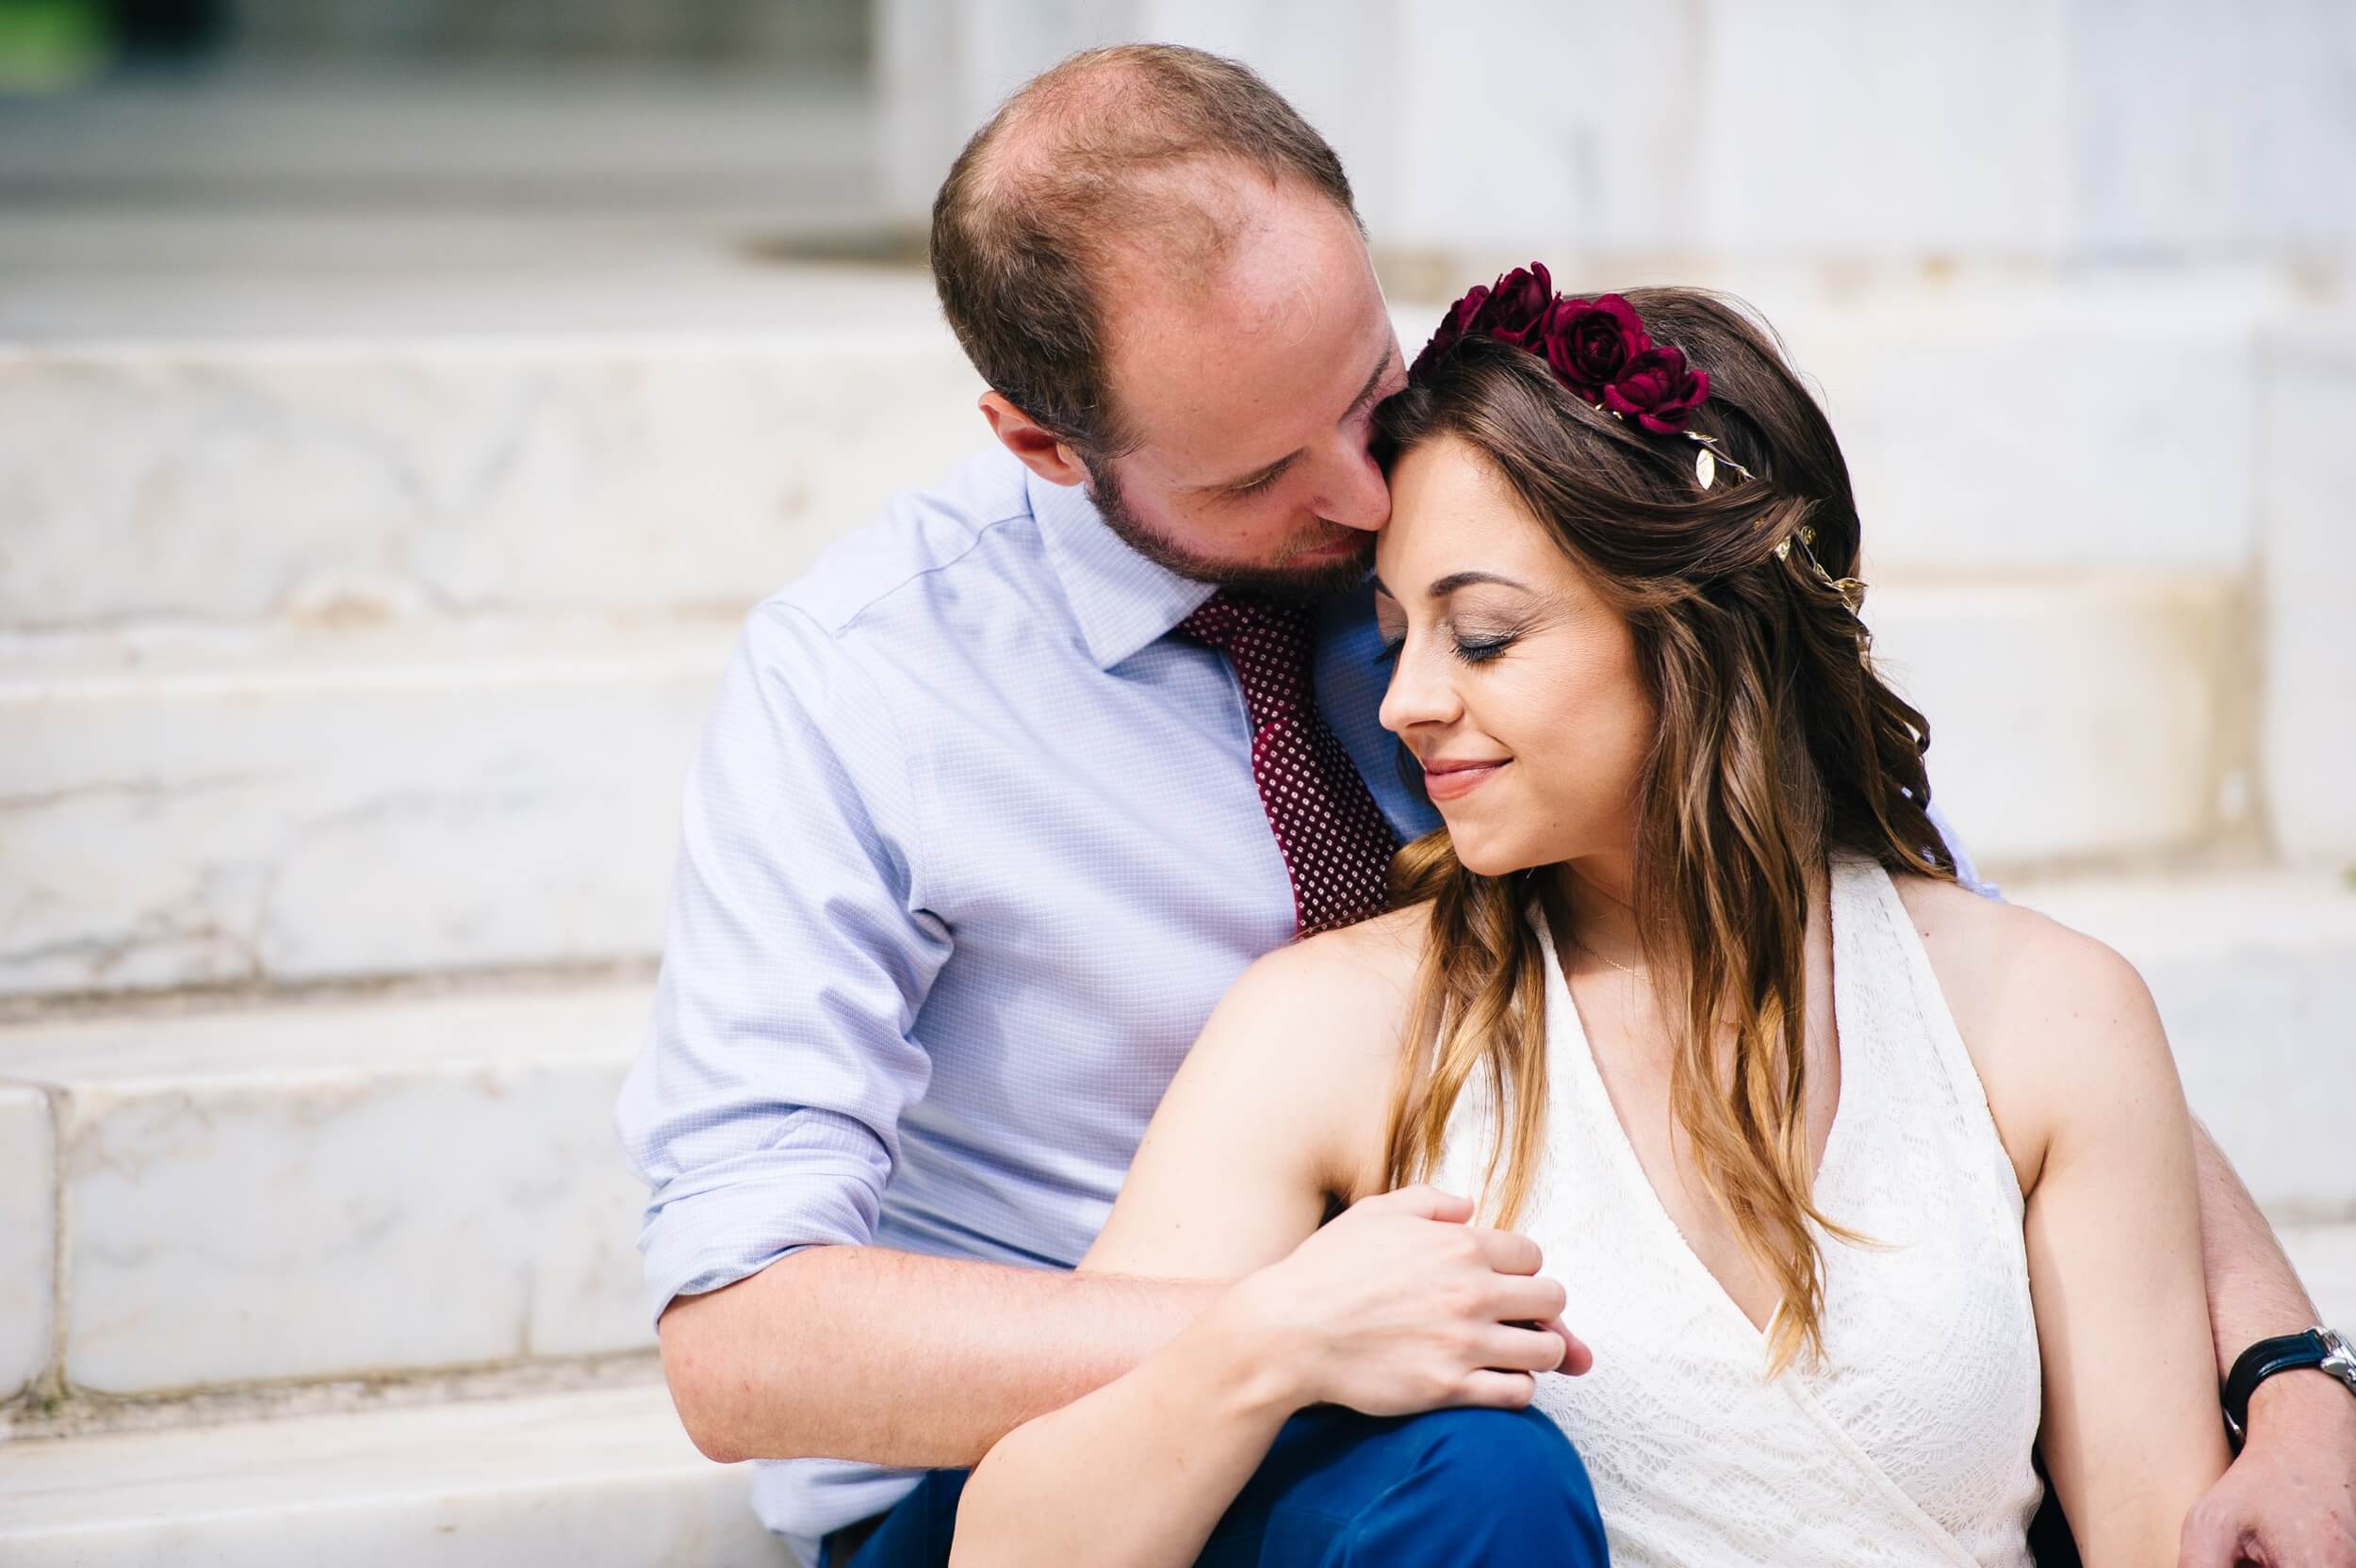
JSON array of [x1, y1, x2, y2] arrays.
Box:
[[948, 922, 1579, 1568], [1982, 918, 2233, 1565]]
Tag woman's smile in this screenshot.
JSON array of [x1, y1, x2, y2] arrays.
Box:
[[1421, 756, 1511, 801]]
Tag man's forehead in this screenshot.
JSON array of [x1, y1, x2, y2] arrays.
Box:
[[1111, 289, 1396, 480]]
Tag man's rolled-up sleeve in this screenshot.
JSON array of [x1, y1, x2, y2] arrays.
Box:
[[614, 597, 949, 1328]]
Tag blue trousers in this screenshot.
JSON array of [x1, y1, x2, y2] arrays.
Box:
[[838, 1405, 1609, 1567]]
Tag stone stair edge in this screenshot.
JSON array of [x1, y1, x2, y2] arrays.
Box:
[[0, 614, 744, 694], [0, 861, 2335, 1032], [0, 268, 2345, 347], [0, 1374, 796, 1568], [2007, 870, 2356, 950], [1, 1347, 666, 1446], [0, 565, 2249, 658], [0, 319, 971, 363], [0, 975, 656, 1086]]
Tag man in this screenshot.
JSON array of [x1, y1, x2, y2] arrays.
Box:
[[617, 43, 2356, 1567]]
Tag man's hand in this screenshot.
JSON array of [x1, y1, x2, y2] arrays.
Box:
[[1219, 1184, 1592, 1419], [2181, 1375, 2356, 1567]]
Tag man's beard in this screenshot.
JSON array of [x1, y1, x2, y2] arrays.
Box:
[[1082, 449, 1375, 600]]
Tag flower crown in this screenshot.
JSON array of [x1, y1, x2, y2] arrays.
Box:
[[1411, 262, 1709, 432], [1412, 263, 1863, 606]]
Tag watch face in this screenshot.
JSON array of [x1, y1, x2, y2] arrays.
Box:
[[2323, 1328, 2356, 1388]]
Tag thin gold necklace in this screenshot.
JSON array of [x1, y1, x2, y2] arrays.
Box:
[[1570, 930, 1649, 981]]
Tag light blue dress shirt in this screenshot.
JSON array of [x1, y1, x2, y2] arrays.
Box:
[[614, 446, 1438, 1548], [614, 444, 1984, 1551]]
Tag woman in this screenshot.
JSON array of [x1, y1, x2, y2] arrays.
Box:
[[948, 279, 2229, 1565]]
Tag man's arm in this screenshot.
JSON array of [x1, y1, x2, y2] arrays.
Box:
[[661, 1248, 1217, 1465], [621, 599, 1037, 1465], [2180, 1120, 2356, 1567], [2191, 1119, 2317, 1371]]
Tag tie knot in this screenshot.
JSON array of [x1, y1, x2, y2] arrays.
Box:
[[1177, 591, 1317, 710], [1177, 590, 1316, 656]]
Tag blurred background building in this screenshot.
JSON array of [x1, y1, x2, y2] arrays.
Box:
[[2, 2, 2351, 1561]]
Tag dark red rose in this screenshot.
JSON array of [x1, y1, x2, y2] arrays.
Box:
[[1469, 262, 1554, 348], [1410, 282, 1492, 379], [1447, 284, 1494, 336], [1542, 294, 1649, 400], [1603, 346, 1710, 433]]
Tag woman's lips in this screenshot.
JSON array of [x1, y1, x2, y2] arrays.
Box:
[[1421, 759, 1509, 801]]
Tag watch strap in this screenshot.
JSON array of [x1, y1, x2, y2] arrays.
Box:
[[2222, 1329, 2332, 1448]]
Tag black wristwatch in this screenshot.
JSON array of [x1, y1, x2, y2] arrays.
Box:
[[2222, 1327, 2356, 1450]]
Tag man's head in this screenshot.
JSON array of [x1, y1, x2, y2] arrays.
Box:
[[931, 44, 1403, 595]]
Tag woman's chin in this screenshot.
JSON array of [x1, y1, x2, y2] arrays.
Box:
[[1445, 832, 1529, 881]]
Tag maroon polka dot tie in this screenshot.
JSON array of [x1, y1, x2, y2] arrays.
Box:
[[1179, 591, 1399, 937]]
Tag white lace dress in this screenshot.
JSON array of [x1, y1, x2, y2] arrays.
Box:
[[1435, 857, 2045, 1566]]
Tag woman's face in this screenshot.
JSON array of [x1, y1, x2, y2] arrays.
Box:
[[1374, 433, 1658, 878]]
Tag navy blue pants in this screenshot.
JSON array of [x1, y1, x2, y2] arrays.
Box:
[[836, 1405, 1609, 1567]]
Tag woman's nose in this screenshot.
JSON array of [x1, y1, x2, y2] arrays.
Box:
[[1378, 639, 1461, 735]]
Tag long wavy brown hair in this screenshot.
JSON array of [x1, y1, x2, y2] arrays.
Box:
[[1371, 288, 1956, 1374]]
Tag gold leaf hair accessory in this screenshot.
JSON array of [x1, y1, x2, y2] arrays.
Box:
[[1690, 433, 1865, 612]]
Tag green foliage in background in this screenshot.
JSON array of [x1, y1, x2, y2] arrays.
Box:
[[0, 0, 111, 91]]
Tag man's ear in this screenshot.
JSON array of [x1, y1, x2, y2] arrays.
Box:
[[979, 392, 1091, 488]]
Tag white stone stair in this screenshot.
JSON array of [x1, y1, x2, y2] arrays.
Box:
[[6, 31, 2348, 1555], [4, 225, 2351, 1556], [0, 981, 656, 1407], [0, 872, 2347, 1423], [0, 1380, 796, 1567], [1865, 573, 2241, 872], [2, 623, 724, 1001], [2007, 873, 2356, 1233], [0, 319, 985, 630], [1, 575, 2256, 1004]]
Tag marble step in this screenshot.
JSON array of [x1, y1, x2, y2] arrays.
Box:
[[0, 298, 984, 633], [1, 620, 729, 1001], [2, 871, 2350, 1413], [1863, 572, 2242, 873], [4, 278, 2346, 632], [0, 1380, 797, 1568], [2006, 872, 2356, 1224], [0, 980, 658, 1406], [4, 573, 2250, 1003]]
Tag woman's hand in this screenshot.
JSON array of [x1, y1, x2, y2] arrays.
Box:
[[1219, 1184, 1592, 1418]]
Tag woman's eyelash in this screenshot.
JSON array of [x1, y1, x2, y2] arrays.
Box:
[[1456, 636, 1514, 664], [1374, 633, 1516, 666]]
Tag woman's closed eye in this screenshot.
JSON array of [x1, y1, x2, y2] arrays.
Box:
[[1375, 631, 1518, 666]]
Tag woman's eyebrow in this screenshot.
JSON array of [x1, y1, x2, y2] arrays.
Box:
[[1427, 570, 1530, 597], [1371, 569, 1530, 602]]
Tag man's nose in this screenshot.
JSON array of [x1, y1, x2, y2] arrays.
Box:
[[1311, 433, 1392, 532]]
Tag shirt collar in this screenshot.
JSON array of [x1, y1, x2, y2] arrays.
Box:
[[1027, 464, 1217, 672]]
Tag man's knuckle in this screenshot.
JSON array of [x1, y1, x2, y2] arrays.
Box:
[[2179, 1495, 2236, 1553]]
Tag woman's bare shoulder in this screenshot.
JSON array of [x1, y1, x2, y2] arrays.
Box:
[[1233, 902, 1431, 1028], [1178, 904, 1430, 1193], [1889, 872, 2174, 1193]]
